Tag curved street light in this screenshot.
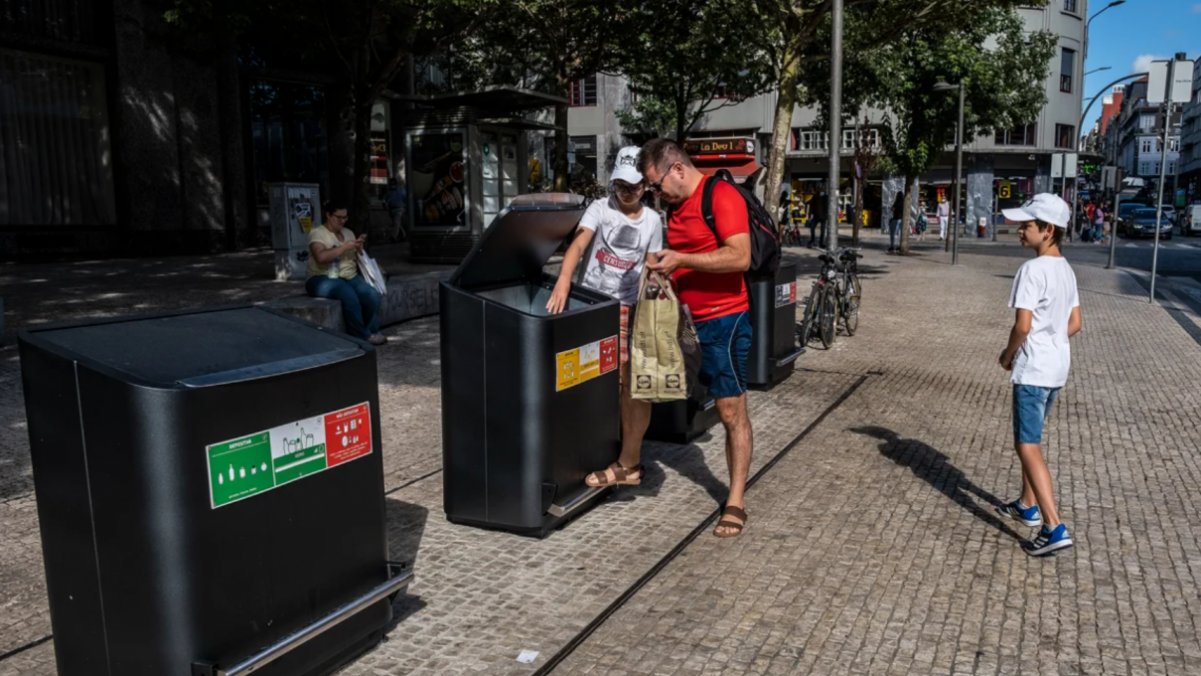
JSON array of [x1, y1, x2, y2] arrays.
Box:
[[933, 82, 965, 265], [1085, 66, 1112, 77]]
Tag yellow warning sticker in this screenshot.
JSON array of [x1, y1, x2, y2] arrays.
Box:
[[556, 348, 580, 391], [555, 335, 619, 392]]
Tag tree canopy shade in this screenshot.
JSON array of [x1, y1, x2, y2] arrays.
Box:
[[740, 0, 1052, 225], [164, 0, 490, 232], [615, 0, 773, 143], [865, 6, 1056, 252]]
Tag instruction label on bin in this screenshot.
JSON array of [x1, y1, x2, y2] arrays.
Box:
[[556, 335, 619, 392], [206, 402, 372, 508], [775, 282, 797, 308]]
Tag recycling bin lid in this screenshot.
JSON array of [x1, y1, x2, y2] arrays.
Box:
[[449, 193, 587, 289], [21, 306, 365, 388]]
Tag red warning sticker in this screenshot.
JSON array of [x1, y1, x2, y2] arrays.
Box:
[[323, 403, 372, 467], [599, 336, 619, 375]]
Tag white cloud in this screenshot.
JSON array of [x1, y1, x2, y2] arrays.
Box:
[[1193, 3, 1201, 12], [1132, 54, 1168, 74]]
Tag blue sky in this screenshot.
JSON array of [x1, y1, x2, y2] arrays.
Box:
[[1080, 0, 1201, 133]]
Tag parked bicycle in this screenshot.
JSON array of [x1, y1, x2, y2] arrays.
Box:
[[797, 248, 863, 349]]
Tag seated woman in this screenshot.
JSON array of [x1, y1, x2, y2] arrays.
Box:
[[306, 201, 387, 345]]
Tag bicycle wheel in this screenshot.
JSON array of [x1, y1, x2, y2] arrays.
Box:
[[818, 284, 837, 349], [798, 283, 821, 346], [843, 272, 861, 336]]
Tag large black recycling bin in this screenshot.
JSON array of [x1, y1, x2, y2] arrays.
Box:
[[18, 307, 411, 676], [647, 263, 802, 441], [441, 193, 621, 536], [747, 262, 803, 389]]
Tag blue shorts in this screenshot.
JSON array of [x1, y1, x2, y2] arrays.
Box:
[[1013, 385, 1060, 445], [695, 311, 751, 399]]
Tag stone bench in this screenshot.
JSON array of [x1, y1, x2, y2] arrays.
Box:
[[264, 270, 450, 332]]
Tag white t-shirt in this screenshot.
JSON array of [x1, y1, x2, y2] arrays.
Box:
[[575, 197, 664, 305], [1008, 255, 1079, 388]]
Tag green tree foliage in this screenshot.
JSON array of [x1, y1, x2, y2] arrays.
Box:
[[743, 0, 1048, 224], [615, 0, 772, 143], [867, 7, 1056, 252]]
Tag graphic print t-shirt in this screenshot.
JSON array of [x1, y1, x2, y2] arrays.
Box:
[[576, 197, 664, 305]]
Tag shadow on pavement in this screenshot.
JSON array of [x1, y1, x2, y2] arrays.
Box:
[[384, 497, 430, 629], [607, 439, 729, 507], [850, 425, 1023, 542]]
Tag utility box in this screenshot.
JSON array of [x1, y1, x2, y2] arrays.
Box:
[[19, 306, 410, 676], [269, 183, 322, 281], [747, 263, 803, 390], [440, 193, 621, 536]]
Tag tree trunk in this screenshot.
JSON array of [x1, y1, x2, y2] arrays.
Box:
[[553, 71, 571, 192], [764, 57, 799, 227], [328, 81, 357, 216], [900, 173, 916, 255]]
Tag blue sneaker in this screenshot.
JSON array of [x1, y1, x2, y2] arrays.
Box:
[[1025, 524, 1074, 557], [996, 500, 1042, 528]]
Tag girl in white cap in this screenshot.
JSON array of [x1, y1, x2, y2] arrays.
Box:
[[996, 193, 1082, 556], [547, 146, 663, 487]]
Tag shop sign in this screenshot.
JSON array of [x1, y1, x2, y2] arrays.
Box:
[[683, 138, 755, 156]]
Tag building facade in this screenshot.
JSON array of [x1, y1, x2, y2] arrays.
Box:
[[1178, 60, 1201, 203], [1114, 77, 1183, 184], [563, 1, 1088, 232]]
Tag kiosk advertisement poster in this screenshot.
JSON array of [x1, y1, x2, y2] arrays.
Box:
[[411, 132, 467, 229]]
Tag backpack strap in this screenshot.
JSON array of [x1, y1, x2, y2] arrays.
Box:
[[701, 175, 719, 237]]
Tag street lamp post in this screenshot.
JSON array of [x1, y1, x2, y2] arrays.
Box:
[[1085, 0, 1126, 60], [826, 0, 844, 252], [1084, 66, 1112, 77], [934, 82, 965, 265]]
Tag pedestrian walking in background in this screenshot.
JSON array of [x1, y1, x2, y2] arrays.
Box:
[[807, 189, 828, 249], [996, 193, 1081, 557], [888, 192, 904, 253], [384, 179, 408, 242], [547, 146, 663, 489], [1093, 204, 1105, 243], [640, 138, 755, 538], [937, 197, 950, 241], [916, 199, 928, 242]]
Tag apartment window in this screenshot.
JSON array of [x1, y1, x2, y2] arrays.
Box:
[[570, 75, 597, 107], [797, 130, 828, 151], [1055, 123, 1075, 149], [1142, 139, 1153, 153], [1060, 48, 1075, 93], [1140, 162, 1152, 175], [712, 84, 729, 99], [1168, 161, 1176, 174], [1063, 0, 1078, 12], [994, 123, 1037, 146]]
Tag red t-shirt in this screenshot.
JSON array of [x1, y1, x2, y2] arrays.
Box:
[[667, 178, 750, 322]]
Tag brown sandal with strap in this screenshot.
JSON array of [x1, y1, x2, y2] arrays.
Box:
[[714, 505, 747, 538], [585, 462, 642, 487]]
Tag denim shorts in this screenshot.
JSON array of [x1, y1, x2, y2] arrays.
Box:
[[1013, 384, 1060, 445], [695, 311, 752, 399]]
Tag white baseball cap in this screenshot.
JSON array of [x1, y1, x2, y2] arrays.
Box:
[[1002, 193, 1071, 228], [611, 146, 643, 185]]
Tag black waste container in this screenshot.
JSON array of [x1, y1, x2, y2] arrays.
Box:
[[646, 394, 720, 444], [441, 193, 621, 537], [18, 307, 411, 676], [747, 263, 804, 389]]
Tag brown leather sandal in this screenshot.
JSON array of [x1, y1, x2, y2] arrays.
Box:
[[585, 462, 642, 487], [714, 505, 747, 538]]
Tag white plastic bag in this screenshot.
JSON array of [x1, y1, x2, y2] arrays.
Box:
[[357, 251, 387, 296]]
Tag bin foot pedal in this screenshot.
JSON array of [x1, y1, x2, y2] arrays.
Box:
[[547, 484, 607, 518], [197, 569, 413, 676]]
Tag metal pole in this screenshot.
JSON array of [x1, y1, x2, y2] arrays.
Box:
[[1150, 60, 1175, 303], [992, 181, 999, 242], [1107, 165, 1122, 269], [826, 0, 843, 252], [951, 83, 964, 265]]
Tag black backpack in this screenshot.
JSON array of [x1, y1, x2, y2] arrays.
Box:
[[700, 169, 781, 276]]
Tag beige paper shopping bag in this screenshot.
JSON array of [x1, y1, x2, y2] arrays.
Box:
[[630, 269, 699, 402]]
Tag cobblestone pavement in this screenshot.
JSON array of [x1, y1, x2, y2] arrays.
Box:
[[3, 233, 1201, 675]]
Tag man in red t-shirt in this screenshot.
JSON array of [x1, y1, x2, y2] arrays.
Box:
[[640, 138, 754, 538]]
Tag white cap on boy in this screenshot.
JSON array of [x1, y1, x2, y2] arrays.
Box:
[[1002, 193, 1071, 229], [610, 146, 643, 185]]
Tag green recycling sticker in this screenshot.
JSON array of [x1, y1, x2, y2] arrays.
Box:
[[206, 402, 373, 508]]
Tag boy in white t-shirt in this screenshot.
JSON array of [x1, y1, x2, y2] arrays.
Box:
[[547, 146, 663, 487], [996, 193, 1082, 556]]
